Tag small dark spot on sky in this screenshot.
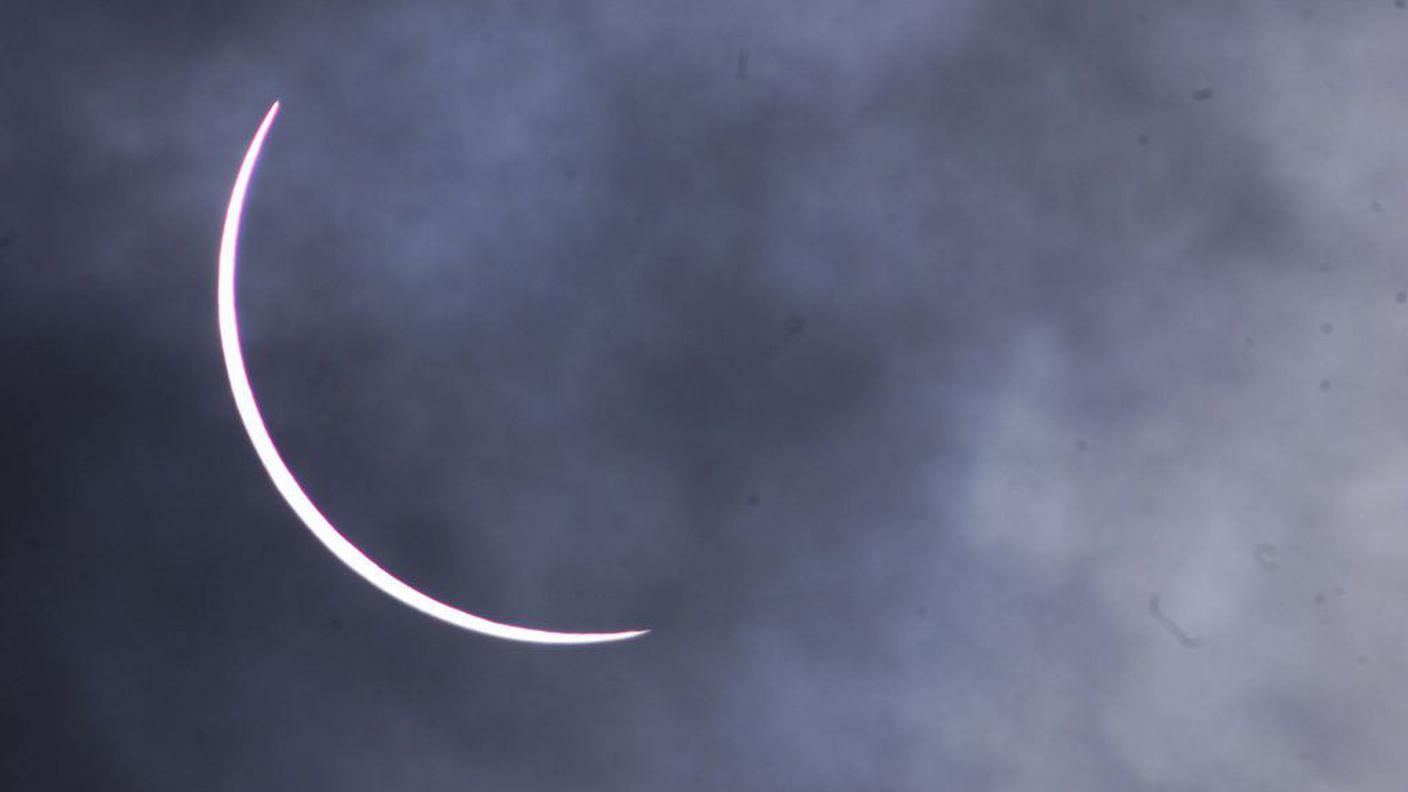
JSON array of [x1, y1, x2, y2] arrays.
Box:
[[328, 617, 343, 630], [1372, 201, 1382, 213], [1192, 87, 1214, 101], [765, 317, 807, 358], [915, 604, 928, 617], [736, 47, 750, 80], [1076, 438, 1088, 452], [0, 234, 12, 248], [1398, 0, 1406, 9], [1358, 655, 1370, 666], [1396, 290, 1405, 304], [1315, 592, 1325, 605], [1148, 594, 1202, 648], [1137, 133, 1149, 146], [1320, 322, 1334, 335], [633, 211, 646, 225], [1320, 378, 1332, 392], [747, 493, 760, 507], [565, 166, 578, 180], [1254, 543, 1277, 570], [1243, 336, 1255, 348], [1333, 586, 1344, 597], [26, 536, 42, 553]]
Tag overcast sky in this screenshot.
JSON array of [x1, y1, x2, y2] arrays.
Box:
[[6, 1, 1408, 789]]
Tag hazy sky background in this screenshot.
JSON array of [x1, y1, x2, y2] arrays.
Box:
[[6, 1, 1408, 789]]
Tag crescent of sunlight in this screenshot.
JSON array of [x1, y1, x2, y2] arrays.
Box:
[[217, 101, 648, 646]]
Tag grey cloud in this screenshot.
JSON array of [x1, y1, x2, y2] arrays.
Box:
[[4, 1, 1407, 790]]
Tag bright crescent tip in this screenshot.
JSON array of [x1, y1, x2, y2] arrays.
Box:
[[217, 101, 648, 645]]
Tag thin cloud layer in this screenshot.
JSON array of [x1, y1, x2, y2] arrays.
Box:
[[3, 1, 1407, 790]]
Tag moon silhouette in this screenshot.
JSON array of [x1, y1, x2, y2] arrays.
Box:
[[217, 101, 648, 645]]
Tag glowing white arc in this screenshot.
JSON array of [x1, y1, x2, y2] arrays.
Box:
[[218, 101, 648, 645]]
